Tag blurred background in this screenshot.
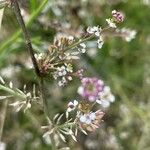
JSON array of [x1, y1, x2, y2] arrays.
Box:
[[0, 0, 150, 149]]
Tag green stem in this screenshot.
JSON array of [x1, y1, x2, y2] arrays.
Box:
[[64, 35, 95, 51], [64, 26, 110, 51], [11, 1, 56, 149], [0, 84, 26, 99], [12, 0, 41, 77], [58, 122, 75, 129]]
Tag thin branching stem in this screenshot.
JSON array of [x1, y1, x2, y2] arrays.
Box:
[[11, 0, 40, 77], [11, 1, 56, 149], [64, 26, 110, 52]]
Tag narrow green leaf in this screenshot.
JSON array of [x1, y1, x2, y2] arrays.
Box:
[[0, 95, 12, 100]]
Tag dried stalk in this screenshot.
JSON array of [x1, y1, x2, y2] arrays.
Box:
[[11, 0, 56, 149]]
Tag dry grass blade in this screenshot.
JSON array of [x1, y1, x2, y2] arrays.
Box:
[[0, 8, 4, 29]]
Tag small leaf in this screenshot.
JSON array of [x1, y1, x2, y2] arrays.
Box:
[[71, 134, 77, 142], [59, 133, 66, 142], [60, 129, 70, 135], [9, 82, 13, 89], [56, 114, 64, 125], [0, 95, 12, 100], [75, 128, 78, 136], [0, 76, 5, 84], [16, 89, 26, 96], [80, 129, 87, 135], [53, 113, 60, 122]]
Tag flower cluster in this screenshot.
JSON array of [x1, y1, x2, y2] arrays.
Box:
[[34, 10, 126, 87], [112, 10, 124, 23], [78, 77, 104, 102], [106, 10, 124, 28], [65, 77, 115, 133], [66, 99, 105, 132], [78, 110, 104, 131], [35, 36, 86, 86], [87, 26, 104, 49], [53, 64, 74, 86], [78, 77, 115, 108]]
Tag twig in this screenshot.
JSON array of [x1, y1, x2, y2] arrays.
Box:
[[11, 0, 40, 77], [11, 1, 56, 149]]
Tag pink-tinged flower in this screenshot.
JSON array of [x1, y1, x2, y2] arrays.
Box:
[[112, 10, 124, 23], [78, 110, 104, 131], [67, 100, 78, 112], [75, 69, 84, 79], [78, 77, 104, 102]]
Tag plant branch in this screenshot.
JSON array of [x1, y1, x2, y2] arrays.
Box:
[[64, 26, 110, 51], [11, 1, 56, 149], [11, 0, 41, 77]]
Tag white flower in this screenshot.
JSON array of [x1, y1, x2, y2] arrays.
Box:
[[89, 112, 96, 120], [112, 10, 117, 14], [87, 26, 101, 37], [120, 28, 137, 42], [85, 118, 92, 124], [57, 66, 67, 76], [34, 53, 45, 61], [97, 99, 110, 108], [79, 112, 96, 124], [77, 86, 84, 95], [97, 36, 104, 49], [79, 43, 86, 53], [96, 86, 115, 108], [67, 100, 78, 112], [79, 115, 87, 123], [58, 77, 67, 86], [106, 19, 116, 28], [67, 76, 73, 81], [68, 36, 74, 41], [80, 43, 86, 49]]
